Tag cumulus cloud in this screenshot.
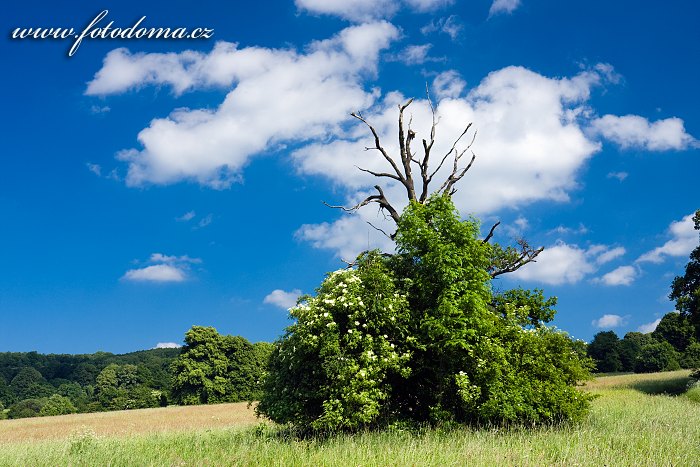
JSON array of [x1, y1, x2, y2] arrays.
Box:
[[592, 314, 626, 329], [637, 212, 697, 263], [489, 0, 521, 16], [155, 342, 181, 349], [590, 114, 696, 151], [509, 242, 621, 285], [122, 253, 200, 283], [123, 264, 187, 282], [264, 289, 302, 309], [637, 318, 662, 333], [594, 246, 626, 265], [87, 23, 399, 187], [295, 0, 454, 22], [597, 265, 638, 286], [295, 65, 610, 258], [432, 70, 466, 99]]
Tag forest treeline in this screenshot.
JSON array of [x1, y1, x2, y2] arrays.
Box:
[[0, 314, 698, 421], [588, 311, 700, 373], [0, 326, 272, 420]]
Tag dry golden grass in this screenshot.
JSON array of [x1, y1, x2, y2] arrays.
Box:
[[0, 402, 259, 444], [584, 369, 692, 391]]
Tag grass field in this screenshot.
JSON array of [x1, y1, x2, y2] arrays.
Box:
[[0, 370, 698, 466]]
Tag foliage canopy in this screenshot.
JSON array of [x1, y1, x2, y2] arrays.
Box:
[[258, 196, 594, 431]]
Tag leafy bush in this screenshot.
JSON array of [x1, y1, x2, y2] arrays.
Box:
[[258, 196, 594, 432], [680, 342, 700, 369], [8, 398, 47, 419], [39, 394, 77, 416], [634, 341, 681, 373], [171, 326, 266, 405], [257, 252, 412, 431]]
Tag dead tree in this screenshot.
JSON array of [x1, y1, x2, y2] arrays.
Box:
[[327, 96, 543, 278]]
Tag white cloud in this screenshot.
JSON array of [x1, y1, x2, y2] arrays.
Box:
[[296, 214, 395, 260], [597, 265, 637, 286], [123, 264, 187, 282], [295, 0, 453, 22], [197, 214, 213, 229], [264, 289, 302, 309], [432, 70, 466, 99], [510, 243, 599, 285], [148, 253, 201, 264], [606, 171, 628, 181], [637, 212, 697, 263], [86, 163, 101, 176], [155, 342, 181, 349], [637, 318, 662, 334], [594, 246, 625, 265], [592, 314, 625, 329], [295, 0, 399, 22], [489, 0, 521, 16], [388, 44, 439, 65], [590, 114, 696, 151], [90, 104, 111, 114], [88, 23, 399, 187], [421, 15, 464, 40], [404, 0, 455, 11], [549, 224, 588, 236], [122, 253, 201, 283], [176, 210, 196, 222], [295, 65, 610, 258]]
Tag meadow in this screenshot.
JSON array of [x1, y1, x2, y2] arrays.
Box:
[[0, 370, 698, 466]]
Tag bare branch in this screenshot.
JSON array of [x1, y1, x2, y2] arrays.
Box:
[[323, 185, 400, 225], [351, 112, 405, 184], [367, 221, 393, 240], [355, 165, 402, 182], [427, 123, 473, 184], [483, 221, 500, 244], [490, 241, 545, 278]]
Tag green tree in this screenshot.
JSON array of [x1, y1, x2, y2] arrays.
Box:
[[0, 400, 6, 420], [634, 341, 681, 373], [39, 394, 77, 417], [258, 101, 592, 431], [587, 331, 622, 373], [670, 209, 700, 339], [680, 342, 700, 369], [652, 312, 696, 352], [258, 252, 413, 431], [618, 332, 654, 372], [259, 197, 593, 431], [170, 326, 263, 405], [10, 367, 53, 401], [8, 398, 46, 419], [58, 382, 89, 412]]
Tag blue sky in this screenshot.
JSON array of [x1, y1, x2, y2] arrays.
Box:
[[1, 0, 698, 353]]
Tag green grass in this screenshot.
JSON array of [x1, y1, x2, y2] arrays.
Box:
[[1, 372, 699, 466]]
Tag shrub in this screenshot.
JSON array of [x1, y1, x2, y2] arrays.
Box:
[[634, 341, 681, 373], [257, 252, 412, 432], [258, 196, 594, 432], [680, 342, 700, 369], [39, 394, 77, 416], [8, 398, 47, 419]]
